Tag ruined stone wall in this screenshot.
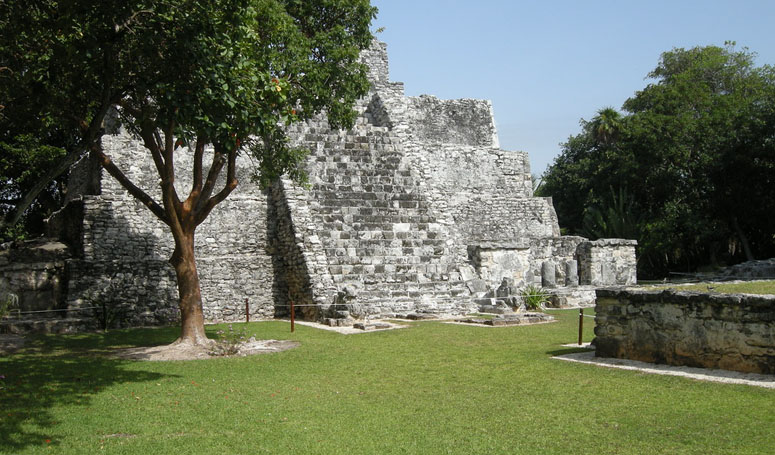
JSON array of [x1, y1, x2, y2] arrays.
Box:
[[466, 236, 630, 300], [361, 40, 390, 85], [466, 242, 531, 290], [720, 259, 775, 280], [454, 197, 559, 243], [285, 108, 475, 318], [406, 96, 499, 147], [578, 239, 637, 286], [0, 241, 70, 317], [63, 130, 277, 323], [278, 41, 624, 319], [595, 288, 775, 374], [528, 236, 586, 287], [363, 50, 553, 251], [266, 178, 337, 320]]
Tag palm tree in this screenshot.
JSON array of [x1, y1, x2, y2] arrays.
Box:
[[588, 107, 623, 146]]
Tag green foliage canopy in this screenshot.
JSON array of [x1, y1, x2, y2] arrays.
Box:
[[540, 43, 775, 277], [0, 0, 376, 230], [0, 135, 67, 240]]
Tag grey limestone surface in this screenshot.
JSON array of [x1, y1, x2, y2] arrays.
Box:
[[595, 288, 775, 375]]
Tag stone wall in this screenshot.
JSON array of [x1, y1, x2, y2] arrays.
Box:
[[720, 258, 775, 280], [578, 239, 637, 286], [406, 96, 499, 147], [266, 178, 334, 320], [61, 130, 277, 324], [595, 288, 775, 374], [285, 106, 475, 319], [0, 240, 70, 317], [65, 258, 179, 327], [467, 242, 531, 289], [529, 236, 585, 288], [467, 236, 635, 292]]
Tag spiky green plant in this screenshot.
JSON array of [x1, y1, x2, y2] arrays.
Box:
[[520, 285, 549, 311]]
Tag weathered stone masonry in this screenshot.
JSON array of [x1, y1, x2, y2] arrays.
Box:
[[595, 288, 775, 374], [9, 40, 637, 328]]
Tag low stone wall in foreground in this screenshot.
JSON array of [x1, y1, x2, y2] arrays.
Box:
[[594, 288, 775, 374]]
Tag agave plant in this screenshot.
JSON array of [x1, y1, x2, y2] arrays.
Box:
[[520, 285, 548, 311]]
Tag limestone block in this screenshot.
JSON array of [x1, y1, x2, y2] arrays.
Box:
[[541, 261, 556, 288], [594, 289, 775, 374], [564, 260, 579, 286], [466, 279, 489, 294]]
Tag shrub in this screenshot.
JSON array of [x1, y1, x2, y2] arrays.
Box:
[[208, 324, 254, 357], [0, 291, 19, 319], [520, 285, 548, 311]]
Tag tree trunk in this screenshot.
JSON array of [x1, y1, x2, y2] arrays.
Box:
[[0, 148, 85, 232], [732, 217, 755, 262], [170, 229, 211, 346]]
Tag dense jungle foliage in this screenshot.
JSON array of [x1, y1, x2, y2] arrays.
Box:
[[540, 43, 775, 278]]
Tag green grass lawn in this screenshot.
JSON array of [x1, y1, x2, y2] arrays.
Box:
[[1, 310, 773, 454], [646, 279, 775, 295]]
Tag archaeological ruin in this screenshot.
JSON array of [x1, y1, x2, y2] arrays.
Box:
[[1, 41, 637, 331], [595, 288, 775, 375]]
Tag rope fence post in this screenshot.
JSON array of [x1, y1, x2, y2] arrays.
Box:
[[578, 308, 584, 345], [289, 291, 295, 333], [245, 298, 249, 323]]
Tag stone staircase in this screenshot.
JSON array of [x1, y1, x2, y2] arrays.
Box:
[[282, 112, 473, 320]]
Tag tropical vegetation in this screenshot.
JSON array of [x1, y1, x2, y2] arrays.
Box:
[[540, 43, 775, 278]]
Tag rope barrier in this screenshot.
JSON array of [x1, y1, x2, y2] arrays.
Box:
[[3, 297, 590, 316], [2, 306, 102, 316], [6, 302, 590, 312]]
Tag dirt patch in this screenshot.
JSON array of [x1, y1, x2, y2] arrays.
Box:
[[111, 339, 300, 361]]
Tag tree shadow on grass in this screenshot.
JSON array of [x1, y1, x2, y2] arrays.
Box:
[[0, 327, 182, 452], [545, 346, 596, 357]]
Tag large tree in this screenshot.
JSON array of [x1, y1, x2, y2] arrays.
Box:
[[0, 0, 376, 345], [541, 43, 775, 277]]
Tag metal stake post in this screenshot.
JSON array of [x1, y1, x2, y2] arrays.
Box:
[[578, 308, 584, 345]]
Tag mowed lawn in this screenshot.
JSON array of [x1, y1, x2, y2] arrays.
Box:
[[1, 309, 773, 455]]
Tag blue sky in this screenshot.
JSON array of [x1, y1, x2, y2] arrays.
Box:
[[371, 0, 775, 175]]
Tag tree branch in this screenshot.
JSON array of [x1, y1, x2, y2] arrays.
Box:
[[137, 118, 167, 179], [196, 144, 227, 212], [195, 146, 238, 226], [191, 137, 206, 196], [2, 96, 113, 231], [91, 145, 169, 224], [160, 117, 180, 208], [116, 100, 142, 120], [158, 119, 183, 231], [153, 129, 164, 156], [113, 9, 153, 34], [0, 147, 85, 230]]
